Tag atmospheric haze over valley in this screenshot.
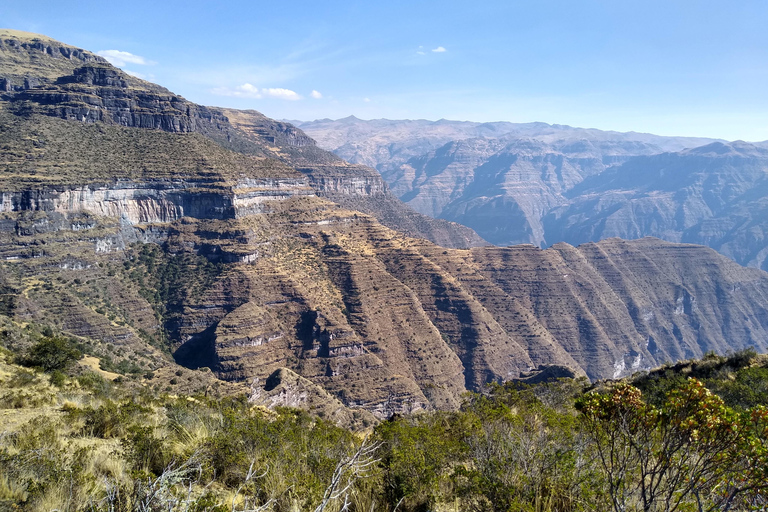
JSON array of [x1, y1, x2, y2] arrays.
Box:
[[0, 27, 766, 409], [297, 116, 768, 272], [2, 0, 768, 508]]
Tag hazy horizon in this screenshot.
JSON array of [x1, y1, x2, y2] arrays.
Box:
[[295, 114, 750, 140], [5, 0, 768, 141]]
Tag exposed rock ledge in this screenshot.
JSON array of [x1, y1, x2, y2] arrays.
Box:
[[300, 172, 389, 197], [0, 178, 314, 224]]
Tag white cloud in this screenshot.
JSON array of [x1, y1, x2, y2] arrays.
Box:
[[363, 97, 371, 103], [310, 90, 323, 99], [97, 50, 155, 67], [210, 83, 302, 100], [432, 46, 447, 53], [263, 87, 302, 100], [123, 69, 156, 81]]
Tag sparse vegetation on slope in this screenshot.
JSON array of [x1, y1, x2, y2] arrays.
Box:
[[1, 348, 766, 512], [1, 30, 767, 512], [0, 347, 372, 512], [0, 110, 297, 189]]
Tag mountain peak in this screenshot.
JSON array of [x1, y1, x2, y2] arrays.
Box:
[[0, 28, 112, 87], [683, 140, 764, 158], [0, 28, 56, 41]]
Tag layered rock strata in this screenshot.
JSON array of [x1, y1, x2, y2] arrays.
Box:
[[0, 30, 486, 249], [1, 30, 768, 421], [0, 179, 311, 222]]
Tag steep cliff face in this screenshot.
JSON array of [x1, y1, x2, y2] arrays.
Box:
[[0, 29, 107, 87], [3, 191, 767, 418], [544, 142, 768, 271], [0, 30, 485, 249], [9, 64, 232, 132], [0, 178, 313, 223], [2, 31, 768, 420], [0, 30, 228, 133], [300, 117, 768, 272]]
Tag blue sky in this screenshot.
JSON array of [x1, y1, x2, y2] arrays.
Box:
[[4, 0, 768, 140]]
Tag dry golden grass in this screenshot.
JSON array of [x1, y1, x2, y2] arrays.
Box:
[[79, 356, 120, 381], [0, 111, 302, 191], [0, 29, 55, 41], [0, 472, 28, 502]]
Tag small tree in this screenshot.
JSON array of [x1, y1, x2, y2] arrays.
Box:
[[22, 335, 81, 372], [455, 383, 596, 512], [577, 378, 768, 512]]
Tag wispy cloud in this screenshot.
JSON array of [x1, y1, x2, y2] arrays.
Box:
[[262, 87, 301, 100], [181, 40, 350, 89], [122, 69, 156, 81], [97, 50, 156, 67], [210, 83, 302, 100], [415, 45, 447, 56], [310, 90, 323, 99]]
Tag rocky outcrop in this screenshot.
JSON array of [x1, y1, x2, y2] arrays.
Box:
[[1, 32, 221, 133], [299, 118, 768, 271], [304, 172, 388, 197], [0, 29, 106, 87], [232, 178, 315, 216], [544, 142, 768, 271], [249, 368, 377, 427], [0, 178, 314, 224], [2, 31, 768, 420], [218, 109, 316, 148], [6, 64, 232, 133]]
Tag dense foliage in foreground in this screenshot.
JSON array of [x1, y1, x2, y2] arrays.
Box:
[[1, 348, 767, 512]]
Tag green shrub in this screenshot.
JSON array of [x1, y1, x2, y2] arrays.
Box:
[[80, 400, 151, 438], [188, 491, 229, 512], [123, 426, 172, 476], [21, 336, 81, 372], [48, 370, 66, 387], [727, 347, 758, 369], [77, 372, 113, 398]]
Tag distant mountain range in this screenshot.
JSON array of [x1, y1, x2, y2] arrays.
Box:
[[297, 117, 768, 271], [2, 29, 768, 419]]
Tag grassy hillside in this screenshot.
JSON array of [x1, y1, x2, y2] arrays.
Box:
[[1, 342, 766, 512], [0, 346, 363, 512], [0, 110, 298, 189]]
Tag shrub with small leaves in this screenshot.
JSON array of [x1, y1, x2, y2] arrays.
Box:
[[21, 335, 81, 372]]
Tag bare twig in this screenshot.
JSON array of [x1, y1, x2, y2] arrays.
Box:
[[314, 437, 382, 512]]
